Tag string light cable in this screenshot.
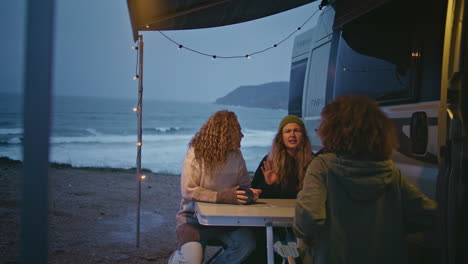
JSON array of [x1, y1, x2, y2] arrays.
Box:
[[157, 6, 323, 60]]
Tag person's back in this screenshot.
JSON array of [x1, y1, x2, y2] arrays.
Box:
[[293, 95, 437, 264], [297, 152, 436, 264]]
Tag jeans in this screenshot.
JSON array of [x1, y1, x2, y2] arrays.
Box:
[[168, 227, 255, 264]]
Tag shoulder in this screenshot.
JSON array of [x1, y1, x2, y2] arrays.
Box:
[[184, 147, 195, 161], [307, 149, 335, 167]]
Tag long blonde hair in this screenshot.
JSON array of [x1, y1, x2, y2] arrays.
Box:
[[269, 125, 312, 190], [189, 110, 241, 172]]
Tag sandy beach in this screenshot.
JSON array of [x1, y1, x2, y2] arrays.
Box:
[[0, 157, 181, 263]]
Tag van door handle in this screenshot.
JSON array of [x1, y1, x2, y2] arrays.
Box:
[[410, 111, 428, 155]]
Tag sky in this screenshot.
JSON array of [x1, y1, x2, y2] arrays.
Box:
[[1, 0, 320, 103]]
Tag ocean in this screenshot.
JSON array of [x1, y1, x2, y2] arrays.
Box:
[[0, 93, 287, 174]]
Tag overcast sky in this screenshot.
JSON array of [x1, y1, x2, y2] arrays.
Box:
[[1, 1, 320, 102]]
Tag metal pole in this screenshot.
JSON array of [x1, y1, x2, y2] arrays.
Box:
[[22, 0, 55, 262], [136, 34, 144, 248]]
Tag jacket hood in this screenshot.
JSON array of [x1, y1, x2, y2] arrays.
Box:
[[324, 154, 395, 201]]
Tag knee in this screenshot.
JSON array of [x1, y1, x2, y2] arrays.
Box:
[[168, 241, 203, 264]]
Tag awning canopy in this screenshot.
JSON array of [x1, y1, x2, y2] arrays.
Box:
[[127, 0, 394, 42], [127, 0, 314, 42]]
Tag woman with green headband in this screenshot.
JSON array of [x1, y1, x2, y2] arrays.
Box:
[[251, 115, 313, 199], [247, 115, 313, 263]]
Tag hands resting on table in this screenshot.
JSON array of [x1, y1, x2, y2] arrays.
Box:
[[215, 186, 263, 205]]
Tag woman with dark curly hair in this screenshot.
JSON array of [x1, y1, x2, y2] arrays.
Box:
[[294, 95, 437, 264], [168, 110, 256, 264]]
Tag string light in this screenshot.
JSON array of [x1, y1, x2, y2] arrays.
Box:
[[133, 75, 139, 80], [132, 46, 138, 50], [133, 107, 139, 112], [137, 142, 142, 146], [140, 175, 146, 180], [156, 6, 322, 60]]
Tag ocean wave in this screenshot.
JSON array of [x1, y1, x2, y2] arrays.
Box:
[[85, 128, 102, 136], [0, 137, 22, 145], [0, 128, 277, 149], [0, 128, 23, 135], [49, 134, 193, 144], [143, 127, 189, 134], [241, 129, 276, 148]]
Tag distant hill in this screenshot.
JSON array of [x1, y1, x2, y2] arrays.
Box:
[[214, 81, 289, 109]]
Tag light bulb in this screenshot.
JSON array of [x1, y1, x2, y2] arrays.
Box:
[[132, 75, 139, 80]]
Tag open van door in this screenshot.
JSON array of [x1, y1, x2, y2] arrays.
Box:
[[288, 0, 467, 262], [437, 0, 468, 263]]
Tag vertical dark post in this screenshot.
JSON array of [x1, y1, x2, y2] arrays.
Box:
[[21, 0, 55, 263], [136, 34, 144, 248]]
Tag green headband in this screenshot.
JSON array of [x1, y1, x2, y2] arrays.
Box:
[[278, 115, 305, 132]]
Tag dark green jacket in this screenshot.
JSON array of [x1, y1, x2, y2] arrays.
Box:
[[294, 153, 437, 264]]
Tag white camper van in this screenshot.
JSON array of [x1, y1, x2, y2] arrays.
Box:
[[288, 0, 467, 263]]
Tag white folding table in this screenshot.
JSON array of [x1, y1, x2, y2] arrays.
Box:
[[195, 199, 296, 264]]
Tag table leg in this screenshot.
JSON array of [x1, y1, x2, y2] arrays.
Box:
[[266, 225, 273, 264]]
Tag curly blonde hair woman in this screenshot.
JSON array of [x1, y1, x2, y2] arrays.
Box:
[[189, 110, 243, 172], [169, 110, 257, 264]]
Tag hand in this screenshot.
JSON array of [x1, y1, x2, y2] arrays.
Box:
[[250, 188, 262, 202], [235, 187, 249, 204], [261, 159, 279, 185]]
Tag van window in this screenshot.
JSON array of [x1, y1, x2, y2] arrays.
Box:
[[288, 59, 307, 117], [332, 1, 421, 104]]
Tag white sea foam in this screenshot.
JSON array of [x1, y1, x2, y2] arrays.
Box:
[[85, 128, 102, 136], [241, 129, 276, 147], [49, 134, 193, 144], [0, 128, 23, 135]]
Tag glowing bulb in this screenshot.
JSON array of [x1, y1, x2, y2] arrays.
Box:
[[343, 67, 347, 71], [411, 51, 421, 57], [140, 175, 146, 180], [132, 75, 139, 80], [145, 25, 150, 29], [137, 142, 142, 146], [133, 107, 138, 112]]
